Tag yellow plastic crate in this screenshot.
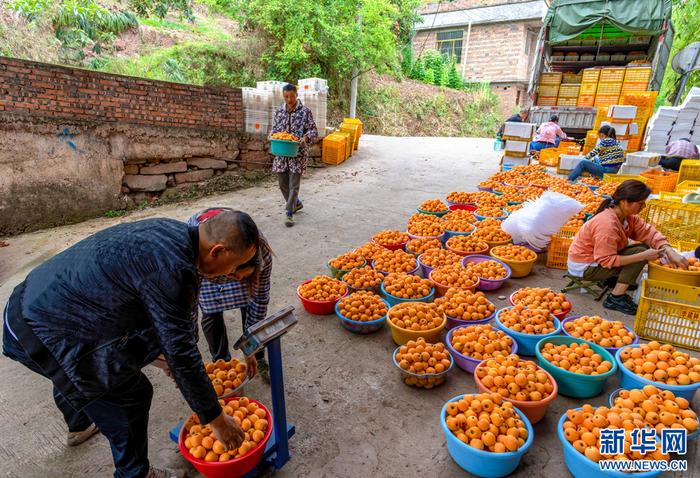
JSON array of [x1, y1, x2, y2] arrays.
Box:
[[540, 72, 563, 85], [634, 279, 700, 352], [546, 226, 579, 270], [678, 240, 700, 252], [621, 82, 648, 94], [577, 94, 595, 107], [558, 84, 580, 98], [538, 85, 560, 97], [620, 91, 658, 108], [334, 131, 353, 158], [343, 117, 362, 139], [624, 67, 652, 83], [596, 82, 623, 95], [678, 159, 700, 184], [557, 97, 578, 106], [321, 134, 347, 165], [339, 123, 360, 151], [676, 180, 700, 194], [537, 96, 558, 107], [600, 67, 626, 83], [640, 170, 678, 194], [579, 82, 598, 95], [582, 68, 601, 83], [603, 173, 648, 184], [595, 94, 620, 108], [659, 192, 684, 202], [539, 148, 561, 167], [640, 199, 700, 245]]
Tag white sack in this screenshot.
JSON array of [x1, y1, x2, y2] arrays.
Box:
[[501, 191, 583, 250]]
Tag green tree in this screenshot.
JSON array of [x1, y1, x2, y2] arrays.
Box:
[[233, 0, 403, 89], [660, 0, 700, 104], [410, 55, 425, 80], [439, 63, 449, 87], [423, 67, 434, 85], [447, 62, 463, 89], [401, 43, 412, 76]]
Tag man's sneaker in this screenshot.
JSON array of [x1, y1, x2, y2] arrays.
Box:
[[67, 423, 100, 446], [257, 358, 270, 383], [603, 293, 638, 316], [285, 213, 294, 227], [294, 200, 304, 213], [146, 467, 185, 478]]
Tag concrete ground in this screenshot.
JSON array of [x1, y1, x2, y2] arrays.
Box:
[[0, 135, 697, 478]]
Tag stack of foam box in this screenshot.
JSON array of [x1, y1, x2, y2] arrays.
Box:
[[606, 104, 639, 153], [501, 122, 536, 169], [644, 87, 700, 153], [298, 77, 328, 138], [619, 151, 661, 176], [256, 80, 286, 126], [242, 87, 272, 135]]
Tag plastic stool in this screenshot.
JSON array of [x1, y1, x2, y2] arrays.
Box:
[[561, 274, 609, 301]]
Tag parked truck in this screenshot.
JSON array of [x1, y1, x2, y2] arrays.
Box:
[[528, 0, 674, 136]]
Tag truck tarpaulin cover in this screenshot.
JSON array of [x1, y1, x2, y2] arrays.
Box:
[[544, 0, 672, 43]]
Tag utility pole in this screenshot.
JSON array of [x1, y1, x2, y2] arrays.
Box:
[[349, 11, 362, 118]]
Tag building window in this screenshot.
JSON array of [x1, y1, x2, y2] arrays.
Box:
[[436, 30, 463, 64]]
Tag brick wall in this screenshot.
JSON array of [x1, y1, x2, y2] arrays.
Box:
[[420, 0, 533, 14], [0, 56, 243, 131]]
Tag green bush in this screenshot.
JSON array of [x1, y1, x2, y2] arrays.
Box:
[[10, 0, 53, 20], [659, 0, 700, 104], [128, 0, 194, 21]]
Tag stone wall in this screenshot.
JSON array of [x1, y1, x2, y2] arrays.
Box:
[[0, 57, 307, 236]]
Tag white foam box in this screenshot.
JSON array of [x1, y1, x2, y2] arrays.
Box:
[[619, 139, 629, 150], [504, 140, 530, 154], [559, 155, 585, 170], [619, 164, 649, 175], [503, 122, 537, 140], [610, 123, 629, 135], [626, 151, 660, 168], [609, 105, 638, 120], [501, 155, 530, 167]]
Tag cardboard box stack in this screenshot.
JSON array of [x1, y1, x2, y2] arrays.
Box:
[[536, 73, 562, 106], [502, 122, 536, 169], [620, 91, 658, 151], [645, 87, 700, 154], [605, 104, 638, 152]]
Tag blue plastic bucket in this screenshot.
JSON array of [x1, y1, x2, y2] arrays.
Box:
[[440, 394, 533, 477], [270, 139, 300, 157], [494, 308, 562, 356], [535, 336, 617, 398], [557, 410, 663, 478], [614, 345, 700, 401]]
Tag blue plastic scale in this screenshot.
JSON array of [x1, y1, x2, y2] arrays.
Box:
[[170, 306, 298, 476]]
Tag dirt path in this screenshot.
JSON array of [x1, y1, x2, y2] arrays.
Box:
[[0, 136, 696, 478]]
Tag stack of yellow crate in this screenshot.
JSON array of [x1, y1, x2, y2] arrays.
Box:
[[583, 130, 599, 154], [622, 67, 652, 95], [536, 72, 562, 106], [595, 67, 625, 108], [557, 83, 580, 106], [620, 91, 658, 151], [577, 68, 599, 107]]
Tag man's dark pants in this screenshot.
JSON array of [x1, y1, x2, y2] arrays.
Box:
[[3, 318, 153, 478]]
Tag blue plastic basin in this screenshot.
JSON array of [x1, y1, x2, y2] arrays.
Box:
[[494, 308, 562, 356], [440, 394, 533, 477]]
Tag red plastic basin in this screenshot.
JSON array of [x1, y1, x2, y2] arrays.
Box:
[[297, 280, 347, 315], [179, 397, 273, 478]]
